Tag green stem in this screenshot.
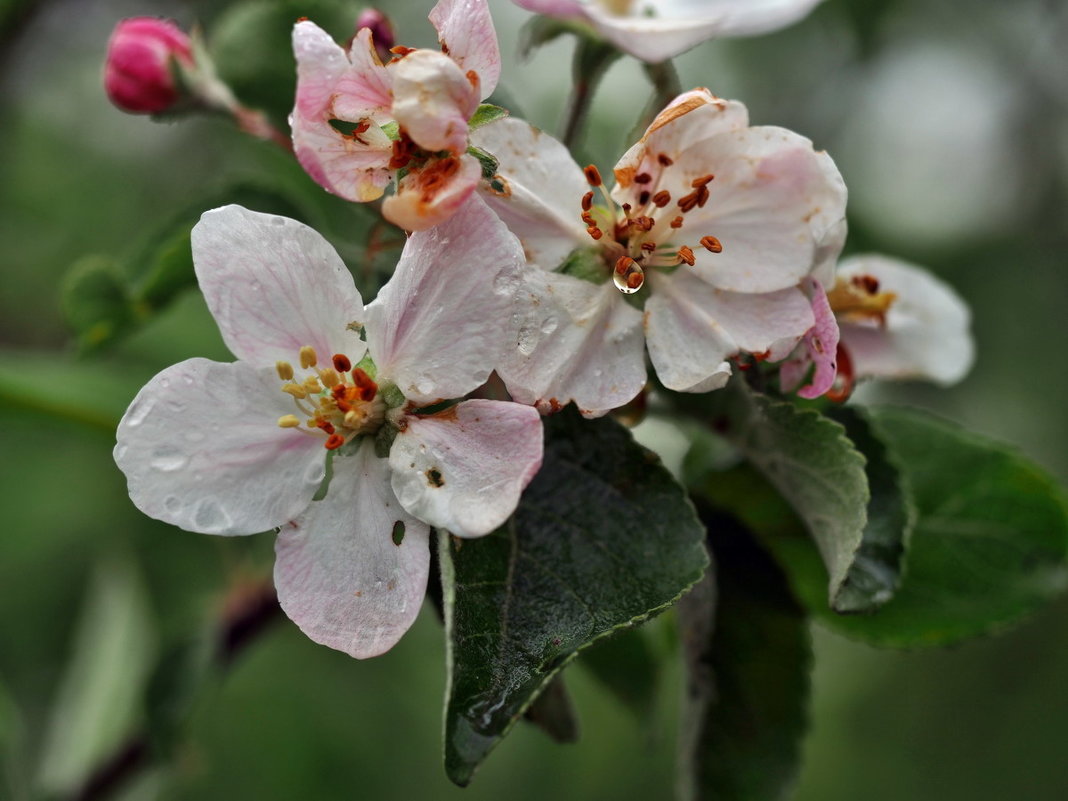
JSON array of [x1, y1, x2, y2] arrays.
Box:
[[560, 39, 621, 150], [628, 59, 683, 142]]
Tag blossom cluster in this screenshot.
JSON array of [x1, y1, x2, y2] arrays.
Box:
[[111, 0, 974, 659]]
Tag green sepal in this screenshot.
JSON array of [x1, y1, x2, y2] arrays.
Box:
[[467, 145, 500, 180], [468, 104, 510, 130]]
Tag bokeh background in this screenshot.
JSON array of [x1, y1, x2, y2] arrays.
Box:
[[2, 0, 1067, 799]]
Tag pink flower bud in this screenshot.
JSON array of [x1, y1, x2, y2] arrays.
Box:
[[104, 17, 194, 114], [355, 8, 395, 63]]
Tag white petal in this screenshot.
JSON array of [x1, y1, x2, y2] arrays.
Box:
[[838, 255, 974, 385], [191, 205, 366, 366], [114, 359, 326, 535], [366, 194, 526, 404], [470, 118, 589, 270], [429, 0, 502, 98], [381, 152, 481, 232], [275, 440, 430, 659], [332, 28, 393, 120], [498, 271, 647, 416], [390, 49, 478, 154], [388, 400, 543, 537]]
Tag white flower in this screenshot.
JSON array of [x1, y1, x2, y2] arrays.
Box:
[[513, 0, 826, 63], [471, 88, 846, 414], [114, 197, 542, 658]]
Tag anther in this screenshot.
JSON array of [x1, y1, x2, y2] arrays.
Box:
[[317, 420, 336, 435], [302, 376, 322, 393], [657, 153, 674, 167], [584, 165, 603, 187], [581, 191, 594, 211], [677, 246, 696, 266], [678, 192, 700, 213], [587, 226, 603, 240], [700, 235, 723, 253], [634, 173, 653, 185], [638, 190, 651, 207], [351, 368, 378, 401], [691, 174, 714, 187], [282, 383, 308, 399], [332, 354, 352, 372], [652, 190, 671, 207], [277, 414, 301, 428], [389, 45, 416, 56], [319, 367, 341, 388], [276, 361, 294, 381], [615, 256, 636, 276], [299, 346, 318, 369], [582, 211, 597, 227], [670, 216, 684, 229], [640, 242, 657, 253], [324, 434, 345, 450]]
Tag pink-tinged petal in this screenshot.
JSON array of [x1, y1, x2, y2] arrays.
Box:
[[513, 0, 585, 15], [429, 0, 501, 98], [191, 206, 366, 366], [331, 28, 393, 120], [388, 400, 543, 537], [837, 256, 974, 385], [292, 21, 350, 120], [470, 118, 589, 270], [114, 359, 326, 535], [390, 49, 479, 153], [779, 277, 839, 398], [381, 153, 481, 232], [275, 440, 430, 659], [498, 271, 647, 416], [654, 126, 847, 294], [292, 118, 394, 203], [366, 193, 526, 403]]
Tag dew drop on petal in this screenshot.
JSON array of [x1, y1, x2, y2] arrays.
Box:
[[540, 316, 558, 336], [194, 499, 232, 532], [124, 397, 155, 427], [164, 495, 181, 513], [304, 459, 326, 486], [613, 261, 645, 294], [114, 444, 128, 460], [150, 446, 188, 472]]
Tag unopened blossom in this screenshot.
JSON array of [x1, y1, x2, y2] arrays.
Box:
[[291, 0, 502, 230], [512, 0, 826, 63], [471, 88, 846, 414], [114, 197, 542, 658], [104, 17, 194, 114], [782, 255, 974, 398]]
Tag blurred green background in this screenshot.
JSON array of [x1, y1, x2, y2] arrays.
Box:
[[2, 0, 1067, 799]]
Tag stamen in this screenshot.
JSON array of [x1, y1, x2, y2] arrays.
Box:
[[277, 414, 301, 428], [316, 420, 336, 435], [299, 346, 318, 369], [691, 174, 714, 187], [678, 191, 700, 213], [638, 190, 651, 207], [640, 242, 657, 253], [657, 153, 674, 167], [584, 165, 603, 187], [587, 226, 603, 240], [302, 376, 322, 393], [319, 367, 341, 388], [652, 190, 671, 207], [700, 235, 723, 253], [351, 368, 378, 401], [324, 434, 346, 450], [282, 383, 308, 399], [581, 191, 594, 211], [332, 354, 352, 372], [677, 246, 696, 266], [276, 361, 294, 381], [634, 173, 653, 185], [670, 216, 684, 229]]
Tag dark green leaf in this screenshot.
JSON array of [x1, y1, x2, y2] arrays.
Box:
[[678, 507, 810, 801], [826, 406, 913, 613], [441, 407, 708, 786], [468, 104, 510, 130], [578, 626, 660, 723], [0, 681, 27, 801]]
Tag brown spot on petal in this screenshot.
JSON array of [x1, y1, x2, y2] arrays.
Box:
[[426, 468, 445, 488]]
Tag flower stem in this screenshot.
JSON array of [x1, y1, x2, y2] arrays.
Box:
[[560, 38, 621, 150], [628, 59, 682, 142]]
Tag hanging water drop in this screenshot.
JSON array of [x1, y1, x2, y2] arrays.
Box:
[[612, 257, 645, 294]]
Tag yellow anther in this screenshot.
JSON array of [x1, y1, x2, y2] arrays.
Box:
[[282, 383, 308, 399], [302, 375, 322, 393], [319, 367, 341, 388], [344, 410, 363, 427], [276, 361, 294, 381], [299, 346, 318, 369], [277, 414, 301, 428]]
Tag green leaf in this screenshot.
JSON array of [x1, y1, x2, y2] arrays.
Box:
[[0, 681, 28, 801], [707, 381, 870, 605], [61, 256, 138, 353], [578, 626, 661, 723], [468, 104, 510, 130], [522, 674, 579, 744], [441, 407, 709, 786], [36, 558, 156, 796], [828, 407, 1068, 646], [678, 507, 810, 801], [826, 406, 914, 613]]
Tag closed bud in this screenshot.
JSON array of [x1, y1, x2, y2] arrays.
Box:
[[355, 8, 395, 63], [104, 17, 193, 114]]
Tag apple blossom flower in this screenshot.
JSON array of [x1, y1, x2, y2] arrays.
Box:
[[291, 0, 502, 231], [470, 88, 846, 414], [104, 17, 194, 114], [512, 0, 826, 64], [114, 197, 542, 658], [783, 255, 974, 399]]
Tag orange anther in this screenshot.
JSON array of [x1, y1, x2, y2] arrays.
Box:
[[333, 354, 352, 372], [652, 190, 671, 207], [700, 235, 723, 253], [677, 246, 696, 266], [581, 191, 594, 211], [325, 434, 345, 450], [583, 165, 602, 187]]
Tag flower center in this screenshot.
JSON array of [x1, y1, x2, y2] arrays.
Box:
[[826, 274, 897, 325], [274, 345, 385, 450], [577, 164, 722, 294]]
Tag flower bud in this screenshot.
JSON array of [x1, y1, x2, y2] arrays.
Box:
[[355, 8, 395, 63], [104, 17, 194, 114]]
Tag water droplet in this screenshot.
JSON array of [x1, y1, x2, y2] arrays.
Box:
[[194, 499, 232, 532], [517, 326, 538, 356], [305, 460, 326, 486], [164, 495, 181, 512], [540, 316, 558, 336], [124, 397, 155, 427], [181, 374, 194, 386], [612, 260, 645, 294], [415, 378, 434, 396], [150, 446, 188, 472], [160, 377, 171, 389], [114, 444, 128, 460]]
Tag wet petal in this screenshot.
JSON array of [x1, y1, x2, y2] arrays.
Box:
[[499, 271, 647, 416], [191, 205, 366, 366], [114, 358, 326, 535], [429, 0, 501, 98], [779, 277, 839, 398], [838, 255, 974, 385], [389, 400, 543, 537], [381, 152, 481, 232], [391, 49, 479, 154], [470, 117, 589, 270], [292, 117, 394, 203], [367, 193, 526, 403], [275, 440, 430, 659], [332, 28, 393, 120]]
